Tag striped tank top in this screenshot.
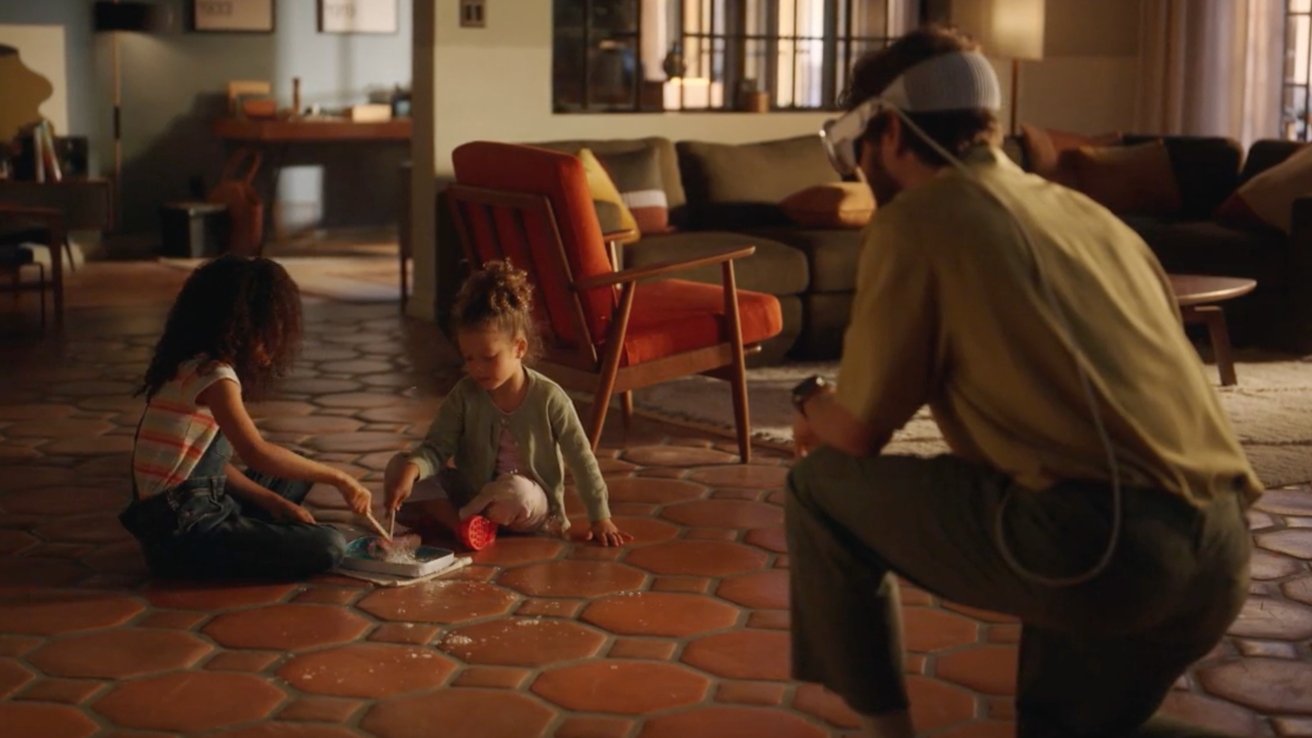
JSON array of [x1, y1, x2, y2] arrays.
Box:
[[132, 357, 240, 499]]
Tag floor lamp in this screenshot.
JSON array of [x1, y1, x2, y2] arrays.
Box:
[[951, 0, 1045, 136], [92, 1, 156, 227]]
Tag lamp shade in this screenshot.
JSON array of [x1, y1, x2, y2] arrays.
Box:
[[93, 1, 158, 33], [951, 0, 1045, 60]]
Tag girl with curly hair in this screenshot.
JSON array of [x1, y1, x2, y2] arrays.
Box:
[[383, 259, 631, 549], [120, 255, 372, 579]]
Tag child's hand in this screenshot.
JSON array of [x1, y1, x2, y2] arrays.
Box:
[[384, 454, 421, 512], [583, 518, 633, 547], [268, 498, 316, 525], [336, 476, 373, 516]]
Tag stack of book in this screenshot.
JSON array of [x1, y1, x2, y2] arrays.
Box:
[[30, 121, 62, 183]]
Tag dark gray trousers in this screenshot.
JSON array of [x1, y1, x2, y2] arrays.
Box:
[[786, 447, 1251, 738]]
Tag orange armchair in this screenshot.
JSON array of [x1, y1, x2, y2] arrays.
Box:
[[448, 141, 783, 461]]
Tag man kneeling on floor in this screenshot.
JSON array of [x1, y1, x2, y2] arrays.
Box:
[[787, 25, 1260, 738]]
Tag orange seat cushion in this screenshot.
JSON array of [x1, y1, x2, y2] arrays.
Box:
[[619, 279, 783, 366]]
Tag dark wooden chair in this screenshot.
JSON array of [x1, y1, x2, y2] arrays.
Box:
[[0, 204, 65, 331], [447, 141, 784, 461]]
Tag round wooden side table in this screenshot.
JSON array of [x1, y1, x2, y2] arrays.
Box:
[[1167, 274, 1257, 386]]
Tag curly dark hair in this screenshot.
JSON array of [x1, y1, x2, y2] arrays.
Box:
[[140, 255, 303, 399], [841, 25, 999, 166], [452, 259, 541, 360]]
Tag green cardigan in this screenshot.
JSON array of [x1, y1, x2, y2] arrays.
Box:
[[406, 367, 611, 527]]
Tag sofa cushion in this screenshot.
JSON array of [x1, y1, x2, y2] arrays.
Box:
[[532, 137, 687, 216], [1018, 124, 1121, 186], [1217, 143, 1312, 233], [578, 148, 640, 241], [621, 230, 809, 296], [677, 135, 836, 230], [1122, 134, 1242, 219], [780, 182, 874, 229], [1067, 140, 1183, 217], [595, 145, 670, 234], [622, 280, 783, 366], [744, 227, 863, 293]]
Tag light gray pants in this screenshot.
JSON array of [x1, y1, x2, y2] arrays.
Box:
[[786, 447, 1251, 738]]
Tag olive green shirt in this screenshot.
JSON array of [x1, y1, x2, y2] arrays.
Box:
[[407, 367, 611, 525], [836, 146, 1262, 506]]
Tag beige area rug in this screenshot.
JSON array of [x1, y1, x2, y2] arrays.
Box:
[[160, 256, 400, 303], [632, 355, 1312, 488]]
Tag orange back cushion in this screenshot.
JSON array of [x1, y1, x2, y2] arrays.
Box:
[[452, 142, 616, 349]]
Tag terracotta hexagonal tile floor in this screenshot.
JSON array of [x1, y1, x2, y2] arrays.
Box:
[[2, 270, 1307, 738]]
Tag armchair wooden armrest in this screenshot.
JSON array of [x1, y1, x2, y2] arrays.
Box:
[[574, 245, 756, 291]]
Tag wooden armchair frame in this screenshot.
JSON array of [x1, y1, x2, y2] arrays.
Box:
[[447, 184, 760, 462]]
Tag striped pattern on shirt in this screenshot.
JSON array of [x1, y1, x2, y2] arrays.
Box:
[[132, 358, 240, 499]]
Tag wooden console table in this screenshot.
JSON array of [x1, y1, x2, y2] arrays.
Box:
[[212, 117, 412, 143], [212, 117, 412, 251]]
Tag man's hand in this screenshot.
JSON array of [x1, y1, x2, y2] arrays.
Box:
[[384, 453, 421, 512], [793, 410, 820, 459], [583, 518, 634, 547]]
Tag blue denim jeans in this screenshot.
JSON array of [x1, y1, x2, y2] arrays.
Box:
[[121, 432, 345, 581]]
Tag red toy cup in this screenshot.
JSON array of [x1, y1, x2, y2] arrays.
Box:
[[457, 515, 497, 551]]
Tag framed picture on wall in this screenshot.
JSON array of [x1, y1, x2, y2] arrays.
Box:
[[192, 0, 276, 33], [319, 0, 398, 34]]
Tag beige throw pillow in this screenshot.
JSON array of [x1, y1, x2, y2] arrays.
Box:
[[780, 182, 876, 229], [1220, 143, 1312, 233]]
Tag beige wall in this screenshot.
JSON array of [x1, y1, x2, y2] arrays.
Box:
[[408, 0, 1144, 319], [1014, 0, 1142, 133]]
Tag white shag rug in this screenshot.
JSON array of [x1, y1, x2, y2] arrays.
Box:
[[632, 355, 1312, 489]]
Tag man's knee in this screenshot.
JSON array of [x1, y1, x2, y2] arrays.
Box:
[[306, 525, 347, 571]]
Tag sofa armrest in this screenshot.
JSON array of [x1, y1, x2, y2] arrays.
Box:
[[1282, 196, 1312, 351]]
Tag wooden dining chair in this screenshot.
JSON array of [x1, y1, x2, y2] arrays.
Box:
[[447, 141, 784, 462]]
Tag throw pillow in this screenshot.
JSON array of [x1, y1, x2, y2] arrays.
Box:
[[577, 147, 640, 242], [593, 146, 671, 235], [780, 182, 875, 229], [1019, 123, 1122, 186], [1216, 143, 1312, 233], [1065, 140, 1183, 216]]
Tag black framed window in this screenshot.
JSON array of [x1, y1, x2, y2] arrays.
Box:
[[553, 0, 919, 113], [1285, 0, 1312, 140]]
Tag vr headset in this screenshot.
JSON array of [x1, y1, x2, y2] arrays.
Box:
[[819, 51, 1003, 176]]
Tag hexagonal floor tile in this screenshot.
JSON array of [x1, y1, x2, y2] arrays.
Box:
[[604, 477, 706, 504], [1250, 550, 1304, 581], [1, 486, 127, 515], [1158, 692, 1258, 736], [34, 515, 132, 544], [211, 724, 361, 738], [0, 658, 33, 698], [636, 706, 826, 738], [582, 592, 740, 637], [661, 499, 784, 529], [0, 702, 99, 738], [533, 661, 707, 713], [278, 643, 455, 698], [686, 465, 790, 489], [304, 431, 408, 453], [438, 618, 605, 667], [498, 560, 646, 598], [94, 672, 284, 732], [716, 570, 789, 610], [472, 538, 566, 567], [1229, 597, 1312, 640], [143, 581, 298, 610], [259, 416, 365, 434], [1258, 529, 1312, 560], [625, 541, 767, 577], [0, 591, 142, 635], [907, 674, 979, 733], [0, 529, 38, 555], [1197, 658, 1312, 715], [358, 580, 517, 624], [204, 604, 370, 651], [361, 689, 554, 738], [622, 446, 737, 467], [681, 629, 790, 680], [29, 629, 211, 679], [744, 527, 787, 553], [1255, 488, 1312, 516]]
